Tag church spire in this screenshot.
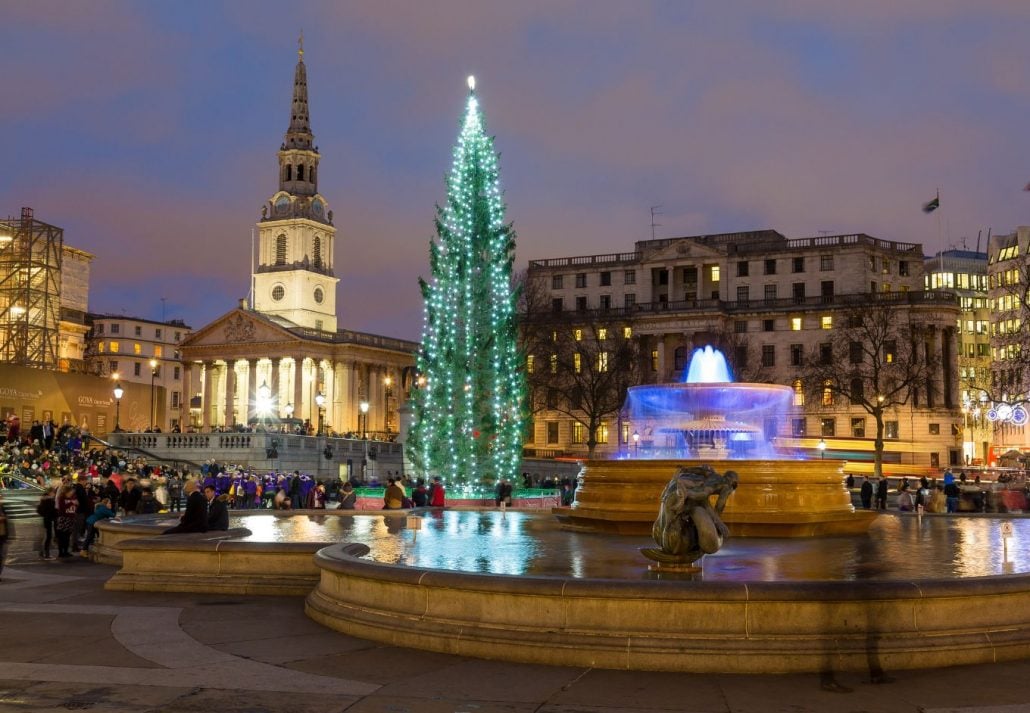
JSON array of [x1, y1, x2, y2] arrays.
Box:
[[284, 32, 313, 151]]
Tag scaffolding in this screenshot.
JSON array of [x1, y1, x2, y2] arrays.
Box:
[[0, 208, 63, 369]]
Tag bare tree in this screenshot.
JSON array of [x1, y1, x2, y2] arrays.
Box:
[[801, 302, 933, 478]]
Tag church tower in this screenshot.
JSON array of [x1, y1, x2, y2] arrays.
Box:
[[253, 38, 338, 332]]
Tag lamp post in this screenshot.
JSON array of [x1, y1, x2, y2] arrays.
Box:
[[113, 382, 124, 433], [383, 375, 393, 434], [257, 381, 271, 426], [149, 358, 158, 431], [315, 392, 326, 437], [632, 430, 640, 457], [817, 437, 827, 459], [359, 400, 369, 440]]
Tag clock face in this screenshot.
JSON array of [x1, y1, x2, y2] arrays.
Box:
[[275, 196, 290, 215], [311, 198, 324, 217]]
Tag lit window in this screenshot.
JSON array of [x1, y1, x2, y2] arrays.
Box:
[[574, 353, 582, 373], [110, 341, 120, 353], [526, 355, 535, 373], [595, 422, 609, 444], [98, 342, 106, 353], [821, 316, 833, 330], [791, 317, 802, 331], [822, 380, 833, 406], [154, 345, 163, 358], [623, 326, 632, 339], [710, 266, 720, 282], [550, 354, 557, 374], [598, 328, 608, 341], [597, 351, 609, 372], [793, 379, 804, 406], [572, 422, 585, 443], [133, 343, 141, 355], [574, 329, 582, 341]]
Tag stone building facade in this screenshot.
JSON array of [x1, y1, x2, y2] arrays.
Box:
[[525, 230, 963, 468]]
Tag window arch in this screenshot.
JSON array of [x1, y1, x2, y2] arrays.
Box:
[[284, 165, 292, 182], [297, 164, 305, 181], [275, 234, 287, 266], [793, 378, 805, 407], [313, 235, 322, 269]]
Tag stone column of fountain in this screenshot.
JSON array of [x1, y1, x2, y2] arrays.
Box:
[[555, 346, 877, 537]]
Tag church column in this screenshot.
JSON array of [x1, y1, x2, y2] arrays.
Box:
[[247, 359, 258, 424], [332, 361, 345, 434], [201, 361, 214, 431], [270, 358, 281, 417], [181, 363, 193, 428], [293, 356, 305, 424], [368, 365, 380, 436], [223, 361, 236, 427], [657, 336, 667, 382]]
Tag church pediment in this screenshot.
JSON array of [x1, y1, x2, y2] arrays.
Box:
[[181, 309, 298, 349]]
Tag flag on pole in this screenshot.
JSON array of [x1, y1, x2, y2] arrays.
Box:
[[922, 192, 940, 214]]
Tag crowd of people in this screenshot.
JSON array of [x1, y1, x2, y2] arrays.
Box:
[[849, 468, 1029, 514]]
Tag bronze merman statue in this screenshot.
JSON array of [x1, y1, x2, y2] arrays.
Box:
[[641, 465, 738, 570]]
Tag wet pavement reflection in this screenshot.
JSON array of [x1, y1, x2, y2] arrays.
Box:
[[229, 510, 1030, 581]]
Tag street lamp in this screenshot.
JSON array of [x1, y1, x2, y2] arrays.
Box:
[[383, 375, 393, 433], [149, 358, 158, 431], [817, 437, 827, 459], [257, 381, 272, 425], [632, 430, 640, 456], [315, 391, 326, 436], [359, 400, 369, 440], [113, 382, 124, 433]]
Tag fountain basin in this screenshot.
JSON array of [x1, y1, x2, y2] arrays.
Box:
[[306, 539, 1030, 674], [557, 458, 875, 537]]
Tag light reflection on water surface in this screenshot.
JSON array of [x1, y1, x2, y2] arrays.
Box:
[[229, 510, 1030, 582]]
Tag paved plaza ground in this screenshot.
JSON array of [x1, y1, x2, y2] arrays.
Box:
[[2, 522, 1030, 713]]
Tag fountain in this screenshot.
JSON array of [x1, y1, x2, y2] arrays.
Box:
[[554, 345, 877, 537]]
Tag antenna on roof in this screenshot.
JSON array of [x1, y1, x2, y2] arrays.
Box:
[[649, 205, 662, 241]]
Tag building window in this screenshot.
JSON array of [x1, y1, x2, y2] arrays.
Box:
[[821, 418, 836, 437], [110, 341, 120, 353], [153, 345, 162, 358], [792, 257, 805, 273], [572, 353, 582, 373], [673, 346, 689, 372], [134, 325, 141, 337], [764, 259, 777, 275], [761, 345, 775, 367], [819, 343, 832, 365], [821, 315, 833, 330], [764, 284, 777, 300], [624, 293, 636, 308], [791, 317, 802, 331], [735, 345, 748, 368], [552, 298, 563, 313], [575, 273, 587, 288], [576, 296, 587, 312], [171, 391, 180, 408], [763, 319, 774, 332], [792, 418, 806, 437], [790, 344, 803, 366], [884, 339, 896, 363], [820, 254, 834, 271], [600, 271, 611, 286], [133, 362, 141, 377], [272, 285, 285, 301], [96, 324, 104, 335], [929, 423, 940, 435], [275, 235, 288, 265], [109, 360, 118, 374], [792, 282, 806, 303], [651, 350, 659, 372], [849, 341, 863, 364], [735, 321, 747, 334], [173, 366, 181, 380], [899, 261, 909, 276], [546, 421, 559, 444], [549, 354, 557, 374], [737, 261, 749, 277], [552, 275, 563, 290], [573, 328, 583, 341], [110, 324, 120, 334], [793, 378, 804, 406], [737, 286, 750, 302], [624, 270, 636, 285], [623, 326, 632, 338], [710, 265, 720, 282], [851, 417, 865, 438], [595, 422, 610, 444], [155, 328, 162, 339], [571, 422, 585, 443], [98, 342, 106, 353], [133, 343, 141, 355], [599, 295, 611, 311], [885, 420, 899, 439], [174, 331, 181, 342], [822, 380, 833, 406], [850, 377, 864, 403], [526, 355, 534, 374]]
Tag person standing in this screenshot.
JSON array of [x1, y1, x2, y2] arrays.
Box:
[[860, 477, 873, 509], [876, 477, 889, 510], [338, 482, 357, 510], [167, 473, 184, 512], [428, 477, 446, 508], [495, 479, 513, 507], [55, 484, 79, 558], [36, 487, 57, 559], [944, 477, 961, 514]]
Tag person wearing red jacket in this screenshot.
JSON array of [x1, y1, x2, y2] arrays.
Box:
[[428, 477, 446, 507]]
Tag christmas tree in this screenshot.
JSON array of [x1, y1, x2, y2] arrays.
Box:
[[409, 76, 526, 488]]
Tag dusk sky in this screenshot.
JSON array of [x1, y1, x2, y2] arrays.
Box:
[[2, 1, 1029, 341]]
